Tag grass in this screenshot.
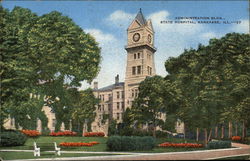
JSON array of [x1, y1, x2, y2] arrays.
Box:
[[0, 136, 209, 160], [0, 151, 118, 160], [0, 136, 108, 152]]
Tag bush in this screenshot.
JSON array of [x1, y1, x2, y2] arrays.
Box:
[[106, 136, 156, 151], [207, 140, 231, 149], [0, 130, 27, 147]]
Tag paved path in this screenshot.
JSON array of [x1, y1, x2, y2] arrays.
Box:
[[1, 142, 249, 160]]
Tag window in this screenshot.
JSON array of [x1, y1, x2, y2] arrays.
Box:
[[134, 53, 136, 59], [122, 102, 124, 111], [135, 89, 138, 97], [137, 66, 141, 75], [117, 91, 120, 99], [147, 66, 150, 75], [117, 102, 120, 109], [132, 66, 136, 75], [108, 94, 112, 101], [108, 104, 112, 111], [132, 90, 134, 97], [117, 113, 120, 120], [122, 91, 124, 98], [150, 67, 152, 75], [52, 119, 56, 128], [137, 53, 140, 59]]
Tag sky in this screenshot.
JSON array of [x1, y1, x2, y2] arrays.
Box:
[[2, 1, 249, 90]]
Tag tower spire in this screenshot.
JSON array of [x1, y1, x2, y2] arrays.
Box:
[[135, 8, 146, 25]]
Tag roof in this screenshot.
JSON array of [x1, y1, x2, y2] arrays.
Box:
[[94, 82, 124, 92], [135, 9, 147, 25]]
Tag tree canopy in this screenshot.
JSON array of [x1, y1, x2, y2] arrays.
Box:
[[0, 5, 101, 130]]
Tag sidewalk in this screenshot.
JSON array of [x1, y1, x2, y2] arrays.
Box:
[[1, 142, 249, 160]]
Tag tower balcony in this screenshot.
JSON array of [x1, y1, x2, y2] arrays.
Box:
[[125, 44, 157, 52]]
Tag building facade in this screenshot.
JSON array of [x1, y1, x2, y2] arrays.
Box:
[[91, 9, 157, 135]]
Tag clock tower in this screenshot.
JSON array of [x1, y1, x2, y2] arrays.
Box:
[[124, 9, 157, 109]]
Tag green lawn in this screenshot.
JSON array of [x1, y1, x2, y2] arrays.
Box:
[[1, 136, 233, 160], [0, 136, 205, 152], [0, 151, 118, 160], [0, 136, 108, 152]]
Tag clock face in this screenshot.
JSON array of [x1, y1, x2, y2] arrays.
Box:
[[148, 34, 152, 43], [133, 33, 140, 42]]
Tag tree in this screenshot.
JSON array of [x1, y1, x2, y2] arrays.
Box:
[[71, 88, 99, 133], [131, 75, 182, 137], [0, 6, 101, 129], [0, 6, 41, 129], [165, 33, 250, 145]]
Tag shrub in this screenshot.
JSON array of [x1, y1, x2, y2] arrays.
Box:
[[106, 136, 156, 151], [207, 141, 231, 149], [0, 130, 27, 147]]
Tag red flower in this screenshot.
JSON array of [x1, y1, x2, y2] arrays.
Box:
[[59, 142, 97, 147], [158, 142, 203, 148], [49, 131, 77, 136], [83, 132, 105, 137], [232, 136, 241, 141], [21, 130, 41, 137]]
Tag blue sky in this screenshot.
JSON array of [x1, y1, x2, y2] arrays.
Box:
[[2, 1, 249, 89]]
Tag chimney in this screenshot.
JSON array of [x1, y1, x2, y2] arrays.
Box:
[[94, 82, 98, 89], [115, 74, 119, 85]]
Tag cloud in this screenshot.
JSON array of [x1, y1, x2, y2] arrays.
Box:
[[84, 28, 126, 89], [85, 29, 116, 45], [147, 10, 203, 35], [200, 32, 217, 40], [231, 19, 249, 33], [106, 10, 136, 28]]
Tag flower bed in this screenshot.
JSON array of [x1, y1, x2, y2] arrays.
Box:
[[20, 130, 41, 137], [59, 141, 100, 147], [158, 142, 203, 148], [83, 132, 105, 137], [232, 136, 241, 141], [49, 131, 77, 136]]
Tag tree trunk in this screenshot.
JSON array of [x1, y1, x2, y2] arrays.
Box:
[[153, 125, 156, 137], [228, 121, 232, 139], [183, 124, 186, 140], [196, 128, 199, 142], [235, 123, 238, 136], [221, 125, 224, 139], [215, 126, 218, 138], [242, 121, 246, 139], [208, 129, 212, 142], [204, 128, 208, 146]]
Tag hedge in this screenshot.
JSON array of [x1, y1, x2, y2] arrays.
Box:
[[106, 136, 156, 151], [207, 140, 232, 149], [0, 130, 27, 147]]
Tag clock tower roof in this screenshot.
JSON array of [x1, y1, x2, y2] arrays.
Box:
[[135, 8, 147, 26]]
